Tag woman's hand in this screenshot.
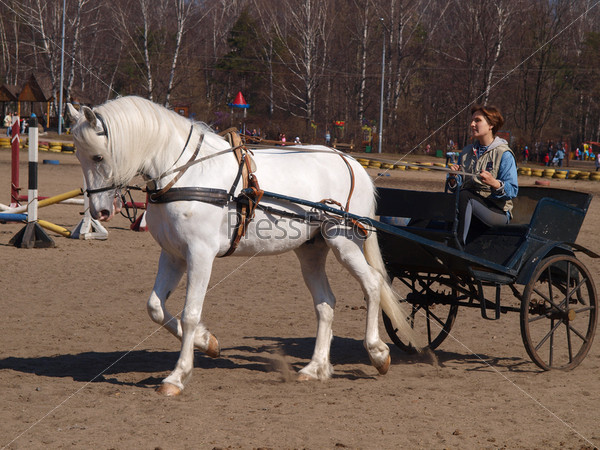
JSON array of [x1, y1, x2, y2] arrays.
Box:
[[446, 164, 461, 188], [478, 170, 501, 189]]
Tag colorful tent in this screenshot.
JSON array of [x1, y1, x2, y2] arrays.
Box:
[[228, 91, 249, 109]]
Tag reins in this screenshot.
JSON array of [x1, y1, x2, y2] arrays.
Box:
[[148, 133, 205, 202]]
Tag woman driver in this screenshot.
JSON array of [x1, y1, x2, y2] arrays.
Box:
[[448, 105, 518, 246]]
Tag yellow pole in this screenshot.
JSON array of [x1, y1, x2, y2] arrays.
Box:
[[38, 219, 71, 238], [37, 188, 83, 208], [7, 188, 83, 214]]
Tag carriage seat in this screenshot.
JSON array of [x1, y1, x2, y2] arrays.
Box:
[[464, 186, 592, 263], [375, 186, 592, 265]]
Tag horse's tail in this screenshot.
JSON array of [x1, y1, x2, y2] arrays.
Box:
[[363, 225, 421, 350]]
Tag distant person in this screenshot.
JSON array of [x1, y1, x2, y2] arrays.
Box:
[[325, 129, 331, 145], [555, 147, 565, 167], [3, 112, 11, 136], [522, 146, 529, 162], [596, 153, 600, 172]]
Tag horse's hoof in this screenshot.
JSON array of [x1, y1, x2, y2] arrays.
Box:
[[205, 333, 220, 358], [297, 373, 317, 382], [375, 354, 391, 375], [156, 382, 181, 397]]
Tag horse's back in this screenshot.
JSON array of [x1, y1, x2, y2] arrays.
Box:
[[251, 147, 375, 216]]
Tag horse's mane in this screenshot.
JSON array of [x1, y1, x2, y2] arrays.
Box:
[[93, 96, 219, 184]]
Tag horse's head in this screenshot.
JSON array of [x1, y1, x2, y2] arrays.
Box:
[[67, 103, 122, 221]]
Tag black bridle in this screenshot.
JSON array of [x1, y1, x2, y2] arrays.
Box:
[[95, 112, 108, 137], [84, 111, 126, 197]]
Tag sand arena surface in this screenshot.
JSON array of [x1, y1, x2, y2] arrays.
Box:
[[1, 149, 599, 449]]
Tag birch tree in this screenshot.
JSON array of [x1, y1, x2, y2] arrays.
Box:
[[269, 0, 332, 125]]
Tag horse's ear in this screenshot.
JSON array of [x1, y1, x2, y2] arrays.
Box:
[[81, 106, 97, 128], [66, 103, 80, 122]]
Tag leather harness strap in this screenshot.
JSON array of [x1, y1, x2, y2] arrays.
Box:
[[337, 152, 356, 211], [149, 127, 359, 256], [149, 134, 205, 202], [148, 187, 229, 206], [221, 129, 263, 257]]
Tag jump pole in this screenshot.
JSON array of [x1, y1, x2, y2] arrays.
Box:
[[4, 188, 83, 215], [0, 213, 27, 222], [10, 117, 20, 207], [9, 117, 55, 248]]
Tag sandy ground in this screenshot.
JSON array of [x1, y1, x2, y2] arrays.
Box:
[[1, 148, 599, 449]]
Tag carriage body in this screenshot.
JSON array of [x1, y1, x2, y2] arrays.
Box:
[[375, 186, 598, 370]]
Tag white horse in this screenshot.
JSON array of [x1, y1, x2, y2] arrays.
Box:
[[67, 96, 416, 396]]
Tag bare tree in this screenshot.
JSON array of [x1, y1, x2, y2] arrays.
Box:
[[164, 0, 193, 107], [512, 0, 573, 142], [269, 0, 332, 126]]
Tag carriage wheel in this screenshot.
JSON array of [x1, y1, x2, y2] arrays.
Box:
[[383, 275, 459, 353], [520, 254, 597, 370]]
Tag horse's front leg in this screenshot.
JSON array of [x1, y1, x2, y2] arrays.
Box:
[[147, 251, 220, 358], [158, 248, 215, 396]]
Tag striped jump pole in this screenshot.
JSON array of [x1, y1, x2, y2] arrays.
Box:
[[10, 116, 20, 207], [9, 117, 56, 248]]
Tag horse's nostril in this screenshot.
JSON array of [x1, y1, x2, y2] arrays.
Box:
[[100, 209, 111, 219]]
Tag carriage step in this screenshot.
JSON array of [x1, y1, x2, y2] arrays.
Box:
[[470, 269, 514, 284]]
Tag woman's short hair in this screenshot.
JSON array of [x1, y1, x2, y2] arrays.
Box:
[[471, 104, 504, 135]]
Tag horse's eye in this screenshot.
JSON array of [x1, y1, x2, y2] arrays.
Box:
[[92, 155, 104, 162]]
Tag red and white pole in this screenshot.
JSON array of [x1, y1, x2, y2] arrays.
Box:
[[10, 116, 20, 207], [27, 117, 38, 223]]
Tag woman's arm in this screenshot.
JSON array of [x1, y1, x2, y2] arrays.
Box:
[[490, 152, 518, 199]]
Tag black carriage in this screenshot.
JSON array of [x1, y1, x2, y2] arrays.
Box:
[[375, 185, 598, 370]]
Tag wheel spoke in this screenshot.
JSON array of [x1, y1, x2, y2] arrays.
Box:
[[426, 308, 432, 344], [426, 309, 447, 328], [566, 322, 589, 342], [534, 319, 563, 352], [546, 267, 554, 304], [549, 319, 554, 366], [574, 305, 593, 314], [529, 312, 551, 323], [532, 286, 552, 304], [568, 278, 588, 306], [409, 305, 421, 328], [566, 321, 573, 363], [532, 286, 566, 314]]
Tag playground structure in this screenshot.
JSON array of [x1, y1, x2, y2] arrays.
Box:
[[0, 117, 109, 246]]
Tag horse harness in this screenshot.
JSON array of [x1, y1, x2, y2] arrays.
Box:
[[90, 123, 359, 256]]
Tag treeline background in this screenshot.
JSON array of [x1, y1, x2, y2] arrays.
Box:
[[1, 0, 599, 153]]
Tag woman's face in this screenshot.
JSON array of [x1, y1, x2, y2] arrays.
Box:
[[470, 111, 494, 141]]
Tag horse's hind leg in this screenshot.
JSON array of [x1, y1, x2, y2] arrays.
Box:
[[294, 238, 335, 381], [147, 251, 220, 358], [323, 226, 391, 375]]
